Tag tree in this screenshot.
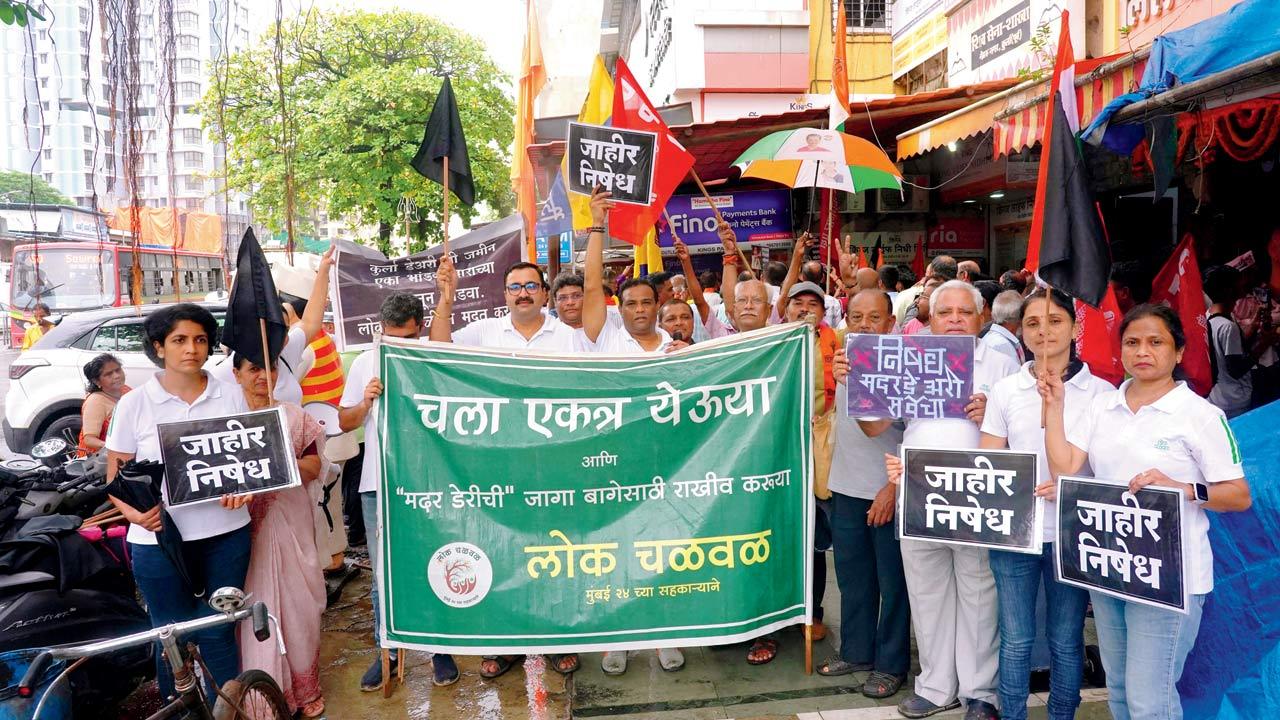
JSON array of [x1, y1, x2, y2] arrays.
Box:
[[0, 170, 73, 205], [205, 10, 514, 253]]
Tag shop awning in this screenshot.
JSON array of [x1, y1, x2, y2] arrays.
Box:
[[526, 79, 1021, 183], [895, 51, 1149, 160]]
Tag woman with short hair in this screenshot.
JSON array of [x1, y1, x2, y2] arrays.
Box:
[[104, 303, 252, 697], [1041, 303, 1252, 720]]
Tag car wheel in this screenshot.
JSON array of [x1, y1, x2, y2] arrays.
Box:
[[39, 414, 82, 450]]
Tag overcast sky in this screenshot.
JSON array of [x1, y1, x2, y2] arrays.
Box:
[[281, 0, 525, 91]]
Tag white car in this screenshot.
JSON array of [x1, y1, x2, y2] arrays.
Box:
[[4, 303, 226, 454]]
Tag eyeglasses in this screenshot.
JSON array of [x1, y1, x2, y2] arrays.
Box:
[[555, 293, 584, 303], [734, 297, 767, 307], [505, 282, 542, 295]]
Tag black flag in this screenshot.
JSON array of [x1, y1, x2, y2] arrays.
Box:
[[221, 228, 286, 367], [411, 76, 475, 206], [1034, 92, 1111, 306]]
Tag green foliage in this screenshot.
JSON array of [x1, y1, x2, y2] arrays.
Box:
[[0, 170, 73, 205], [1015, 22, 1055, 83], [204, 10, 514, 252], [0, 1, 47, 27]]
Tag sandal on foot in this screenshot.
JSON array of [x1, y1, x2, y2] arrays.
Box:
[[657, 647, 685, 672], [746, 637, 778, 665], [817, 656, 872, 676], [301, 698, 325, 718], [480, 655, 517, 679], [433, 653, 459, 686], [601, 650, 628, 675], [548, 653, 580, 675], [862, 670, 906, 698]]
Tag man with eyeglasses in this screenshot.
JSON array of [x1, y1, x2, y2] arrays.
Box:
[[550, 272, 586, 329], [581, 188, 685, 354], [430, 260, 581, 352]]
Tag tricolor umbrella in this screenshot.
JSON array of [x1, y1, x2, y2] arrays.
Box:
[[732, 128, 903, 193]]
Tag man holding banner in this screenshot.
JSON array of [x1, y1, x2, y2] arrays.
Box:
[[869, 280, 1018, 720]]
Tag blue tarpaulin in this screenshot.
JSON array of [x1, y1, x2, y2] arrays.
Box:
[[1178, 399, 1280, 719], [1081, 0, 1280, 153]]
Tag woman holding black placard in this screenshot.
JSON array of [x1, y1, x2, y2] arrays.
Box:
[[1041, 303, 1252, 720], [979, 288, 1115, 720], [103, 303, 252, 698]]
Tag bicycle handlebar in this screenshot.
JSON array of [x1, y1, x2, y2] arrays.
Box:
[[17, 601, 268, 698]]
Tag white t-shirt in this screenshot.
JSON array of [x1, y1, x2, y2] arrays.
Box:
[[1066, 381, 1245, 594], [581, 321, 672, 354], [454, 314, 583, 352], [980, 323, 1024, 365], [982, 362, 1116, 542], [831, 389, 904, 500], [901, 340, 1020, 449], [209, 325, 307, 406], [1207, 314, 1252, 417], [106, 373, 251, 545], [341, 350, 383, 494], [704, 291, 723, 307]]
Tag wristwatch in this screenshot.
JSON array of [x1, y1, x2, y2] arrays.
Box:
[[1191, 482, 1210, 505]]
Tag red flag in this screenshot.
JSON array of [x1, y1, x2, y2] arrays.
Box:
[[609, 58, 696, 246], [856, 246, 869, 269], [818, 188, 838, 268], [1150, 234, 1212, 395], [1075, 287, 1124, 387], [910, 240, 926, 280]]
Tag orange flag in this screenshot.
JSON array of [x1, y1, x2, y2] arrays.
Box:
[[512, 0, 546, 257], [856, 245, 869, 269]]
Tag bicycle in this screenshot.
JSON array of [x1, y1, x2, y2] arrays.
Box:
[[19, 586, 292, 720]]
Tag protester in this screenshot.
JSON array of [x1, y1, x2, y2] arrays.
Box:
[[901, 277, 941, 336], [957, 260, 981, 283], [672, 236, 732, 340], [799, 259, 845, 327], [79, 353, 130, 455], [979, 289, 1114, 720], [20, 302, 53, 351], [1109, 260, 1150, 314], [232, 353, 327, 718], [895, 255, 957, 325], [1041, 303, 1252, 720], [658, 299, 697, 343], [980, 289, 1026, 364], [339, 294, 459, 689], [763, 260, 787, 305], [999, 270, 1027, 295], [1203, 265, 1259, 417], [820, 290, 910, 700], [874, 280, 1019, 719], [104, 303, 252, 698], [700, 270, 723, 306], [581, 190, 681, 354], [1232, 228, 1280, 405], [552, 272, 586, 329], [879, 265, 901, 302], [432, 257, 584, 678]]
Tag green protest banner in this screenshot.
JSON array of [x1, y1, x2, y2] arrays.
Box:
[[376, 323, 814, 653]]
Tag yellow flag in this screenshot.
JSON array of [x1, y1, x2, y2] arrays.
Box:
[[564, 56, 614, 231], [633, 227, 664, 278]]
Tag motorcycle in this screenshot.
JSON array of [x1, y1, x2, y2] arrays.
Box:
[[0, 439, 153, 718]]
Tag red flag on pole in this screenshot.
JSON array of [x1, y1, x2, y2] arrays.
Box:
[[1150, 233, 1212, 395], [910, 239, 926, 280], [1075, 287, 1124, 387], [609, 58, 696, 246], [856, 246, 869, 269]]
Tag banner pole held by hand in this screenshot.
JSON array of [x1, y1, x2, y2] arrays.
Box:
[[689, 168, 751, 269], [443, 155, 451, 254], [259, 318, 274, 405]]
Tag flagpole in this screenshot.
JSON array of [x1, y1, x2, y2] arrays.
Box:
[[688, 168, 751, 269], [259, 319, 275, 405], [442, 155, 451, 254]]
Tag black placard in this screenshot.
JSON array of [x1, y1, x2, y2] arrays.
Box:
[[899, 446, 1041, 553], [158, 408, 301, 507], [1055, 476, 1188, 613], [566, 121, 657, 205]]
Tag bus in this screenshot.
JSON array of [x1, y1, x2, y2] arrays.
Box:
[[9, 242, 226, 346]]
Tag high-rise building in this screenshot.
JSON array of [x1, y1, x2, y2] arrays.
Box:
[[0, 0, 256, 238]]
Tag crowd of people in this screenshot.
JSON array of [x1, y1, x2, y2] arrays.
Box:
[[78, 186, 1263, 720]]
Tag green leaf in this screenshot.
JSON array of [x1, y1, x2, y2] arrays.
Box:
[[0, 4, 16, 25]]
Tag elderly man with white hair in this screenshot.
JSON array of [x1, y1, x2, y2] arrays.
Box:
[[980, 289, 1026, 364], [857, 280, 1020, 720]]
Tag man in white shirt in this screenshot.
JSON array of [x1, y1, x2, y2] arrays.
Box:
[[338, 293, 459, 690], [858, 280, 1019, 720], [581, 189, 683, 354], [979, 289, 1025, 364], [431, 259, 580, 352]]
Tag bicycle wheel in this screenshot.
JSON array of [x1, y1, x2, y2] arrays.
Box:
[[210, 669, 291, 720]]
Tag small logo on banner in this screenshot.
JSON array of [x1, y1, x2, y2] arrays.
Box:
[[428, 542, 493, 608]]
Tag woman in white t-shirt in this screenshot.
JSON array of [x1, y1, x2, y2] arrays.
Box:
[[1041, 303, 1252, 720], [104, 303, 252, 698], [979, 289, 1115, 720]]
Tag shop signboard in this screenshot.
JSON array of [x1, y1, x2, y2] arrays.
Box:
[[659, 190, 793, 248], [1108, 0, 1246, 55], [893, 0, 948, 79], [947, 0, 1085, 86], [927, 216, 987, 258], [849, 229, 926, 266]]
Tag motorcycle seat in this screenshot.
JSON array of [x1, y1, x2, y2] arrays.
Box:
[[0, 570, 56, 592]]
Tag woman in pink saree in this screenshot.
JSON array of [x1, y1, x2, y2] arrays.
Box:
[[233, 354, 328, 718]]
